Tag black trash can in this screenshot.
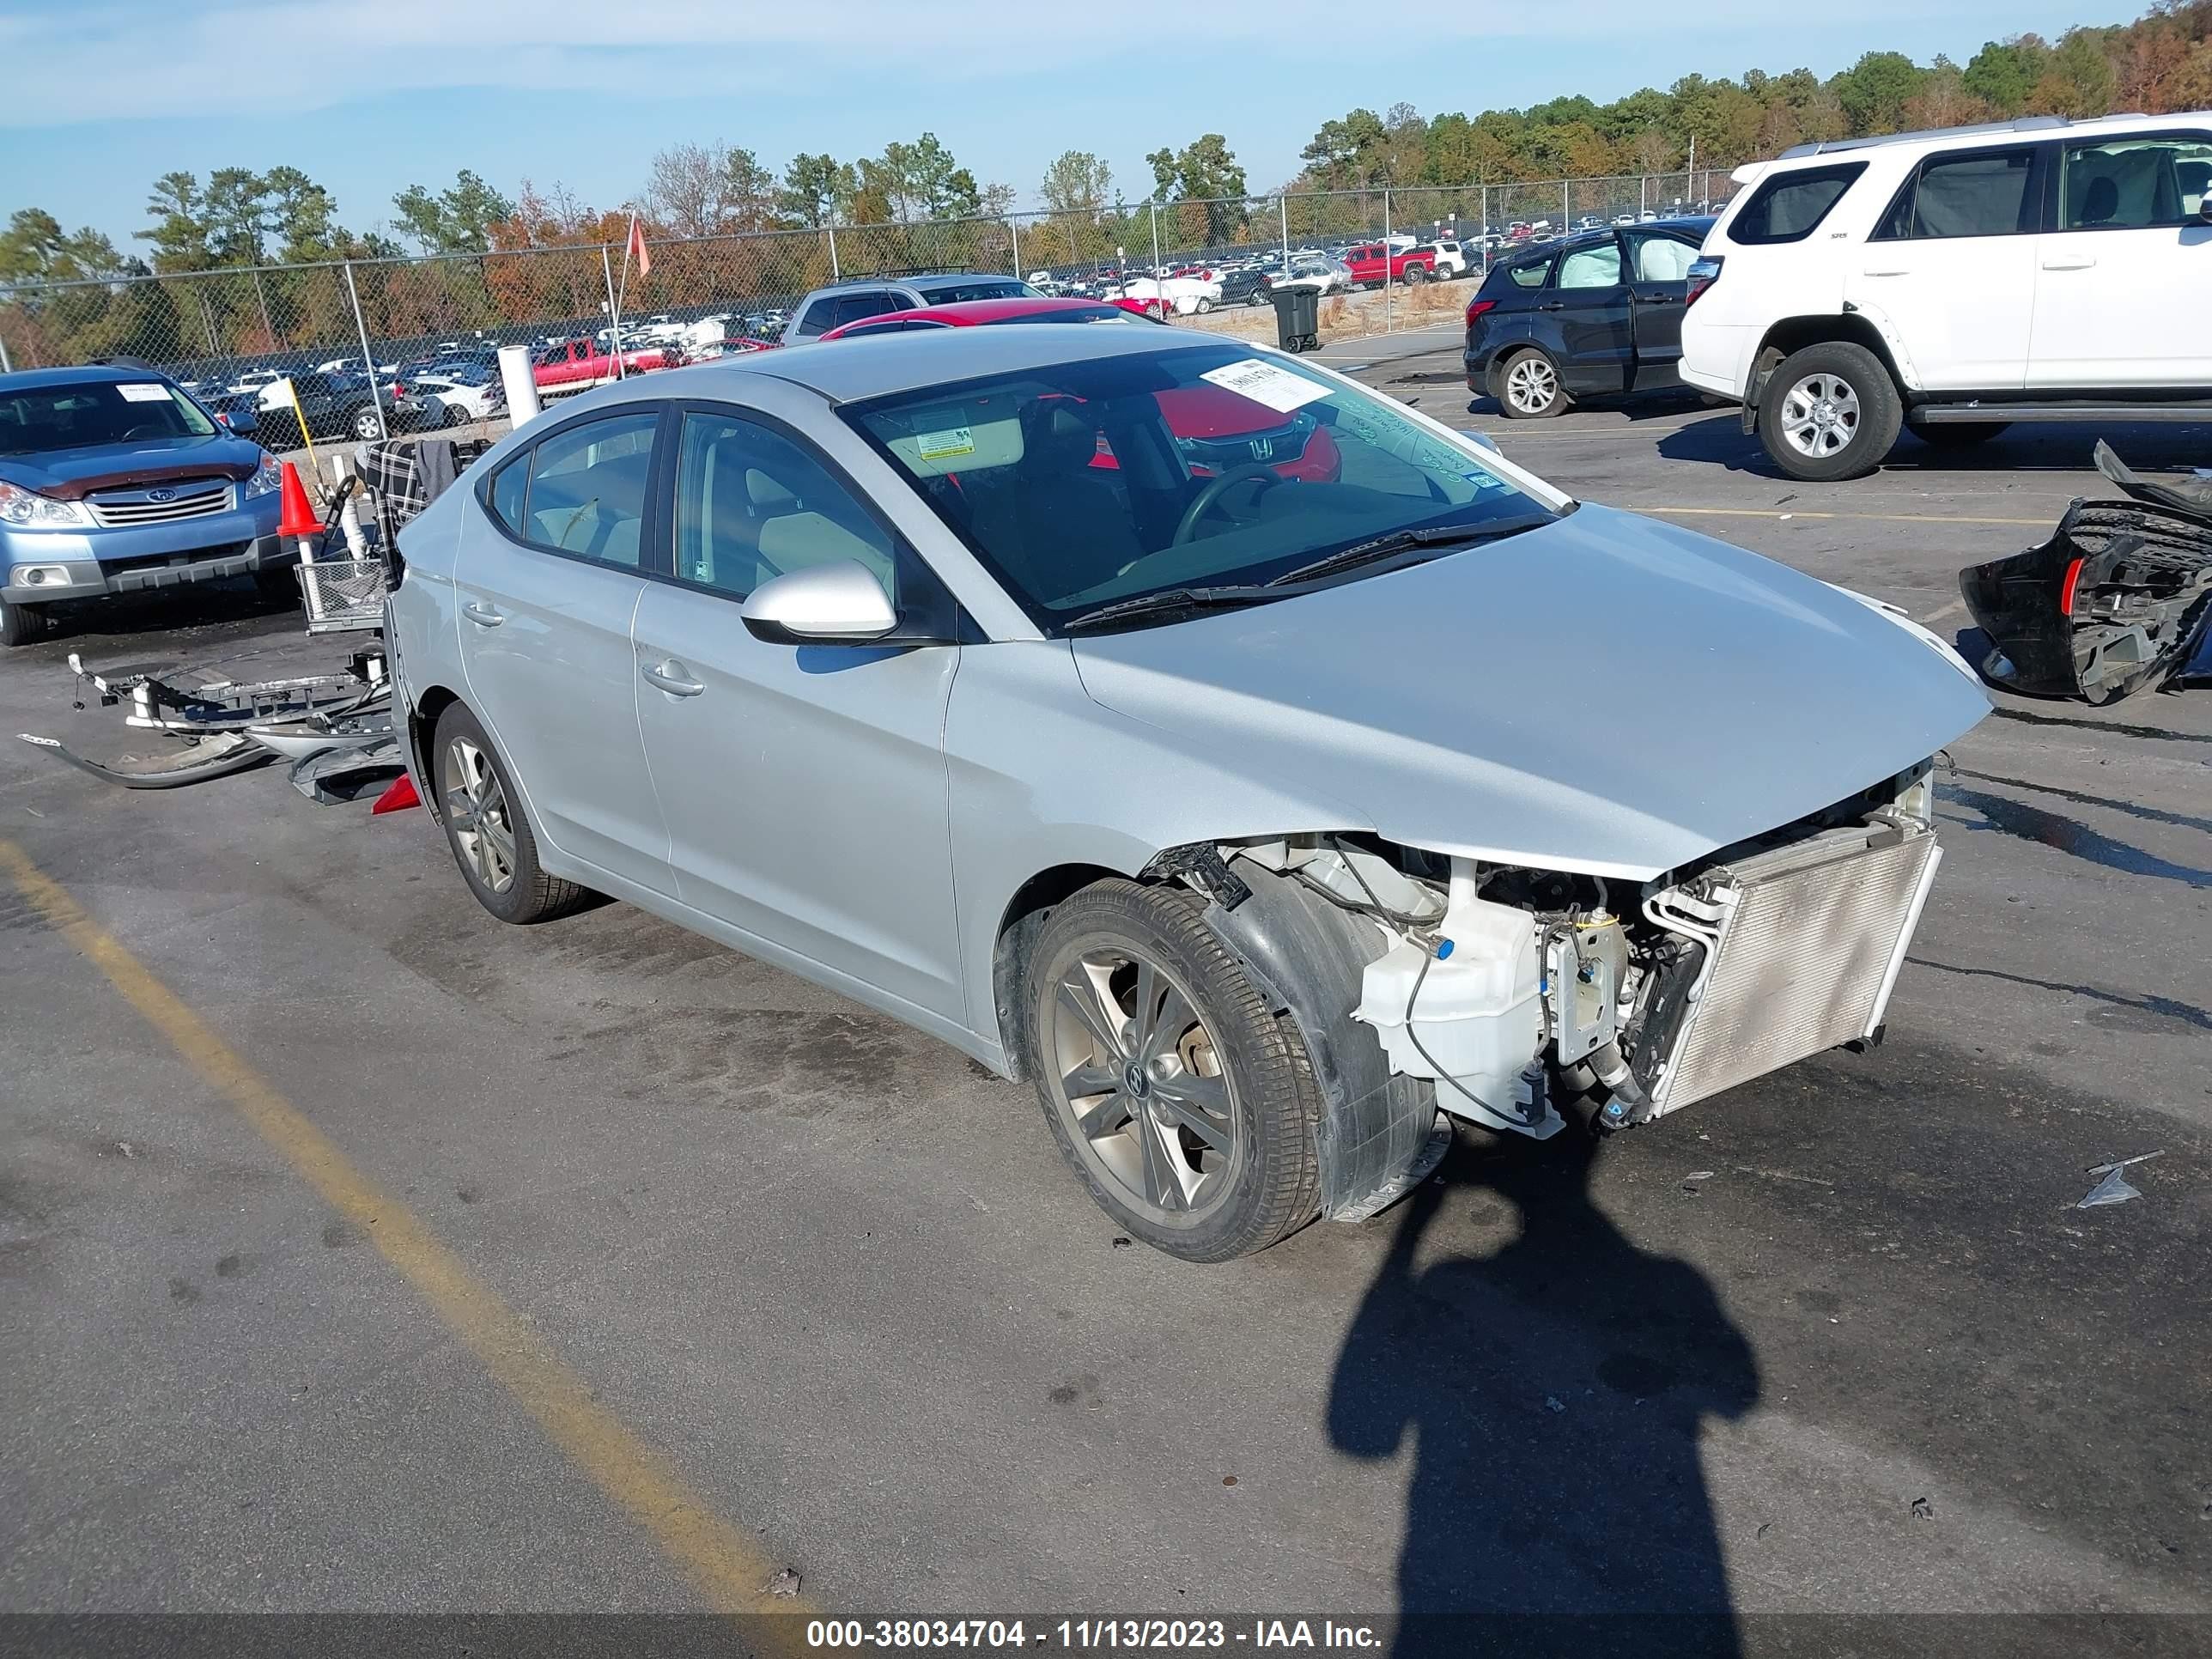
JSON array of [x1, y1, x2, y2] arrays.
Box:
[[1269, 285, 1320, 354]]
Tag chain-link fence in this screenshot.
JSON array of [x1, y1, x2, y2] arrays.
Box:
[[0, 170, 1741, 432]]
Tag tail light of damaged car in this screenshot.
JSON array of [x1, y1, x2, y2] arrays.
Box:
[[385, 328, 1989, 1260]]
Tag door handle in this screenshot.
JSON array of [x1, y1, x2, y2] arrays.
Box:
[[1640, 292, 1679, 304], [1860, 267, 1909, 277], [2040, 254, 2096, 270], [462, 602, 504, 628], [1537, 301, 1566, 311], [641, 659, 705, 698]]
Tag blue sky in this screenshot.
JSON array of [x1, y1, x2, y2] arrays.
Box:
[[1, 0, 2133, 250]]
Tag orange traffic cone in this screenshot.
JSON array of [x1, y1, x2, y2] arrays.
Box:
[[276, 461, 325, 538]]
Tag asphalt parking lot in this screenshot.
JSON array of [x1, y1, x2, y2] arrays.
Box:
[[3, 349, 2209, 1652]]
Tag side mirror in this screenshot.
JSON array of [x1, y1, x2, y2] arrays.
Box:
[[741, 560, 898, 645]]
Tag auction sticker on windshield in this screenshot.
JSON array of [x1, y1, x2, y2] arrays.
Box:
[[917, 425, 975, 462], [118, 384, 173, 403], [1199, 359, 1330, 415]]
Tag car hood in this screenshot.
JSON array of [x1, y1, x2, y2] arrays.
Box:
[[0, 433, 264, 499], [1070, 504, 1990, 880]]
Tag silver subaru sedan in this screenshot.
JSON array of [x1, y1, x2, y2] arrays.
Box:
[[384, 325, 1988, 1261]]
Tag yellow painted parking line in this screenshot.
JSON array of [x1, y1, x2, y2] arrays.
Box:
[[0, 839, 815, 1634], [1642, 505, 2050, 527]]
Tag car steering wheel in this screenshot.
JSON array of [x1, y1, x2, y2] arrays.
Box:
[[1171, 463, 1283, 546]]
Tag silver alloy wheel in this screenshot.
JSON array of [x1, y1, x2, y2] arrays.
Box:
[[1503, 354, 1559, 414], [353, 408, 381, 440], [1049, 946, 1241, 1224], [1778, 372, 1862, 459], [441, 735, 518, 895]]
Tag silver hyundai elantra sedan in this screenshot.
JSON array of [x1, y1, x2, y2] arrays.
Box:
[[384, 325, 1988, 1261]]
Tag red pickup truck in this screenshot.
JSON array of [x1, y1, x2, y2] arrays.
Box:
[[531, 337, 672, 392], [1342, 242, 1438, 289]]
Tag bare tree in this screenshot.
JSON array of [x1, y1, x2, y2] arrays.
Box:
[[644, 142, 778, 237]]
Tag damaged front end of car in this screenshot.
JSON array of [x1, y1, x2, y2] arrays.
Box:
[[1152, 764, 1943, 1221], [1960, 442, 2212, 704]]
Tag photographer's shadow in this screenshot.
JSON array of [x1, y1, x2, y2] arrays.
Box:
[[1328, 1135, 1759, 1657]]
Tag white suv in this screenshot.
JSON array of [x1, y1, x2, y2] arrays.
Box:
[[1680, 112, 2212, 481]]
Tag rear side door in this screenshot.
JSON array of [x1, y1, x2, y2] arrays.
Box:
[[2030, 128, 2212, 387], [1848, 143, 2046, 391], [1541, 239, 1634, 392], [453, 407, 677, 895], [629, 400, 966, 1019], [1623, 228, 1703, 390]]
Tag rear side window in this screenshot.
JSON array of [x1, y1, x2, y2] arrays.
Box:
[[518, 411, 658, 568], [2060, 134, 2212, 229], [1557, 244, 1622, 289], [487, 458, 526, 533], [1727, 161, 1867, 246], [1875, 148, 2040, 240], [1506, 259, 1552, 289]]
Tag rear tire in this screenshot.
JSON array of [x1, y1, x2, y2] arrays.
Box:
[[1758, 341, 1902, 481], [0, 597, 49, 647], [1402, 264, 1426, 285], [1496, 348, 1569, 419], [432, 702, 591, 926], [1024, 880, 1322, 1262]]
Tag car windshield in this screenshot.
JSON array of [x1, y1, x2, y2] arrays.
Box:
[[843, 341, 1553, 630], [0, 379, 216, 454]]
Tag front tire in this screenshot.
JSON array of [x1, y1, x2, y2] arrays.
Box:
[[432, 703, 590, 925], [351, 407, 383, 441], [1497, 348, 1569, 419], [0, 597, 49, 647], [1025, 880, 1322, 1261], [1759, 341, 1902, 481]]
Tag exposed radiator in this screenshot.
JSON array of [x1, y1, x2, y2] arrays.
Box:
[[1650, 822, 1941, 1115]]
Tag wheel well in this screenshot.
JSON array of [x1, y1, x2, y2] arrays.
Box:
[[1749, 314, 1906, 411], [990, 863, 1126, 1083], [408, 684, 462, 819]]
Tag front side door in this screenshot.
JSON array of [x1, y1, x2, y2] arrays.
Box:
[[453, 407, 676, 895], [2031, 129, 2212, 387], [1542, 240, 1633, 392], [1623, 228, 1702, 390], [1847, 143, 2045, 392], [629, 404, 965, 1019]]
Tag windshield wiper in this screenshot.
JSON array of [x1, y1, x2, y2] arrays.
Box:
[[1059, 585, 1279, 633], [1267, 513, 1555, 587]]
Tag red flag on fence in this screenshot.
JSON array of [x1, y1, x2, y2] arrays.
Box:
[[626, 214, 652, 281]]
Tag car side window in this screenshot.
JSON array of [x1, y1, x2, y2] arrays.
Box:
[[672, 410, 899, 604], [488, 457, 527, 535], [793, 302, 834, 340], [1727, 161, 1868, 246], [1556, 244, 1622, 289], [827, 293, 897, 330], [1506, 259, 1552, 289], [518, 411, 658, 568], [1874, 147, 2039, 240], [1627, 233, 1698, 282], [2059, 134, 2212, 230]]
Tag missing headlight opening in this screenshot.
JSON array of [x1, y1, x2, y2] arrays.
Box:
[[1188, 762, 1942, 1145]]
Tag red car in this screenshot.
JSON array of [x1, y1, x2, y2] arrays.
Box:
[[530, 337, 671, 392], [817, 297, 1340, 483], [1342, 242, 1438, 289]]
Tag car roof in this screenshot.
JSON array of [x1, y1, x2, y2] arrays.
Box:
[[1504, 215, 1714, 262], [668, 322, 1235, 404], [0, 363, 175, 393], [877, 297, 1113, 326]]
